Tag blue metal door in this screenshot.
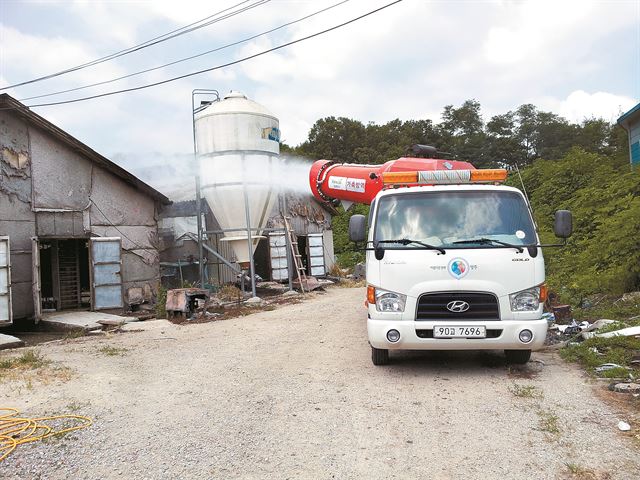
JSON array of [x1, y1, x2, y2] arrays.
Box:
[[90, 237, 123, 310]]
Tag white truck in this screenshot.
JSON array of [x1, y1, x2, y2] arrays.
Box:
[[347, 169, 572, 365]]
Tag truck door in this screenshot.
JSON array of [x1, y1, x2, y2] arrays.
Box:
[[269, 232, 289, 281], [90, 237, 123, 310], [306, 233, 326, 277], [0, 236, 12, 326]]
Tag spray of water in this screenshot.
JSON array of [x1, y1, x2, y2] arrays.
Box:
[[113, 152, 315, 202]]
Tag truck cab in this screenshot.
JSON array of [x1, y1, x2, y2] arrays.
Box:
[[349, 170, 572, 366]]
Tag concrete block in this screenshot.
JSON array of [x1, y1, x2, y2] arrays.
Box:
[[0, 333, 25, 350], [11, 281, 33, 320], [40, 312, 108, 331], [8, 251, 32, 283], [0, 191, 33, 221], [0, 220, 35, 250], [127, 287, 144, 305], [120, 319, 176, 332]]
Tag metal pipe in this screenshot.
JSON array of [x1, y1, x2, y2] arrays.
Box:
[[242, 155, 257, 298], [203, 227, 286, 234], [191, 92, 203, 288], [192, 89, 220, 290], [185, 233, 242, 274], [281, 195, 293, 291]]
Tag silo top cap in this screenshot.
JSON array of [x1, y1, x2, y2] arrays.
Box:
[[196, 90, 277, 120], [224, 91, 247, 100]]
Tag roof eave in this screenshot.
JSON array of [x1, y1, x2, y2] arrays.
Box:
[[0, 94, 171, 205]]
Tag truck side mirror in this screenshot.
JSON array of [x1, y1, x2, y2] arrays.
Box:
[[554, 210, 573, 238], [349, 214, 366, 243]]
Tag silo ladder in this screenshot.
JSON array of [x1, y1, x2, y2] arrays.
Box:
[[283, 216, 307, 293]]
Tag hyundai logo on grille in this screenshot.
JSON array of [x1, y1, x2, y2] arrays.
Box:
[[446, 300, 470, 313]]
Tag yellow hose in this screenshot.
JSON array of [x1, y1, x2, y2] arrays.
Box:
[[0, 408, 92, 462]]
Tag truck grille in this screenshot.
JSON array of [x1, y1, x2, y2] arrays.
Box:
[[416, 292, 499, 321]]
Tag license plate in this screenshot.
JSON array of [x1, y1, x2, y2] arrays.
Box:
[[433, 325, 486, 338]]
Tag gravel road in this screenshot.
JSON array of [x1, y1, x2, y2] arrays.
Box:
[[1, 287, 638, 479]]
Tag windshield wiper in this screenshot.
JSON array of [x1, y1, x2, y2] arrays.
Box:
[[452, 238, 523, 253], [376, 238, 446, 254]]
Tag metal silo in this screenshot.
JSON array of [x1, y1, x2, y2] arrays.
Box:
[[195, 91, 280, 271]]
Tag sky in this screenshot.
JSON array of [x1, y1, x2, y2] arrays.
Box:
[[1, 0, 639, 193]]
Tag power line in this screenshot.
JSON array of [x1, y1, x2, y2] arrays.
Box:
[[1, 0, 268, 91], [25, 0, 404, 109], [20, 0, 351, 102]]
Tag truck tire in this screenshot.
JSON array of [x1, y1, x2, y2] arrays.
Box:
[[371, 346, 389, 365], [504, 349, 531, 364]]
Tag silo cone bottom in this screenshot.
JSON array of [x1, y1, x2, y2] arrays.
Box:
[[220, 235, 266, 266]]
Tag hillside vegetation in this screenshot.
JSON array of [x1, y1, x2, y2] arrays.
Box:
[[287, 100, 639, 301]]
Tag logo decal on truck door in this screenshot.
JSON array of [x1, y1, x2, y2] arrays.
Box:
[[448, 258, 470, 279]]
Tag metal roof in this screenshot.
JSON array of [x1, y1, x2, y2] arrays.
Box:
[[0, 94, 171, 205], [617, 101, 640, 128]]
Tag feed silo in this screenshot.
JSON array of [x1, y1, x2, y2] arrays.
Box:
[[195, 91, 280, 268]]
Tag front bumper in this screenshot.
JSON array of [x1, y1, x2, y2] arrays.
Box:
[[368, 318, 547, 351]]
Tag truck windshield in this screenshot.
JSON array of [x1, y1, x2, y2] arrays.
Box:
[[374, 190, 536, 248]]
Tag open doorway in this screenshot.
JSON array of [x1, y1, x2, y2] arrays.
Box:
[[296, 235, 309, 274], [39, 239, 90, 311]]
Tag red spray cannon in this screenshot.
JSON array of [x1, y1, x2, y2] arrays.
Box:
[[309, 154, 476, 206]]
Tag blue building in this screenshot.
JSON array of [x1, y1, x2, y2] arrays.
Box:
[[617, 102, 640, 167]]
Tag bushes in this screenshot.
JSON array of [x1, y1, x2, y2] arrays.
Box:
[[511, 148, 640, 303]]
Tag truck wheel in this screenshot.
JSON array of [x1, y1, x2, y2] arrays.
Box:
[[371, 346, 389, 366], [505, 349, 531, 364]]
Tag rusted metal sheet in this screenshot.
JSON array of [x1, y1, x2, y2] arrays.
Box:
[[165, 288, 209, 315]]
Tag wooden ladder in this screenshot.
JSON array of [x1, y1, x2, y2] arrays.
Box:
[[283, 216, 307, 293]]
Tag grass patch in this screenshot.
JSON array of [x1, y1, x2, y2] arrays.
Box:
[[63, 330, 85, 340], [218, 285, 244, 303], [0, 350, 50, 370], [333, 278, 366, 288], [97, 345, 128, 357], [156, 285, 167, 319], [0, 350, 71, 387], [560, 335, 640, 376], [536, 409, 561, 435], [564, 463, 601, 479], [573, 297, 640, 323], [509, 383, 543, 399]]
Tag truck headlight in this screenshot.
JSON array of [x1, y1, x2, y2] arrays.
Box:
[[509, 287, 541, 312], [375, 288, 406, 312]]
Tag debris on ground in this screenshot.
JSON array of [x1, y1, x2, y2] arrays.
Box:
[[609, 382, 640, 394], [165, 288, 209, 320], [292, 276, 323, 292], [596, 326, 640, 339], [552, 304, 572, 323], [617, 421, 631, 431], [595, 363, 627, 373]]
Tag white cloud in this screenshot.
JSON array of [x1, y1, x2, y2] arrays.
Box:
[[557, 90, 637, 123]]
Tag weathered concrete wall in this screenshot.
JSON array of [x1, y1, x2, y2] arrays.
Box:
[[2, 111, 162, 320], [30, 128, 93, 211], [0, 111, 36, 320]]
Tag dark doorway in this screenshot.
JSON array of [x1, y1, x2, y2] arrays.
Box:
[[253, 238, 270, 280], [40, 239, 90, 311], [296, 235, 309, 274]]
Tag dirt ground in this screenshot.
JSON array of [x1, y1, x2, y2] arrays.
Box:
[[1, 287, 638, 479]]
